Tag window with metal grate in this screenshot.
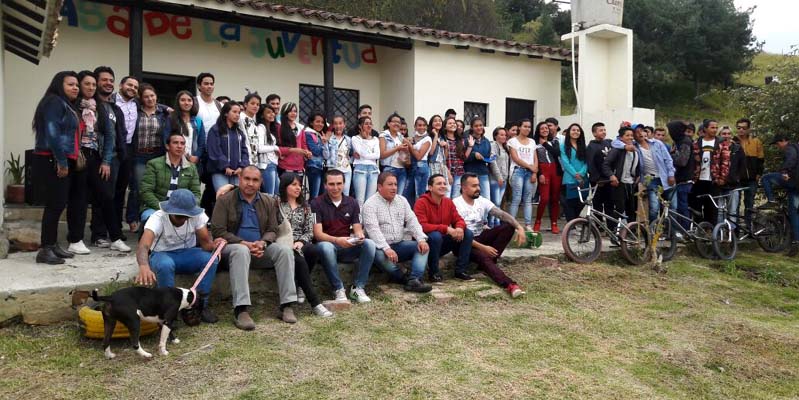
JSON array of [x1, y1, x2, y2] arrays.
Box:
[[463, 101, 488, 127], [298, 84, 360, 128]]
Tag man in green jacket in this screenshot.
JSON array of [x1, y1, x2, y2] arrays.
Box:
[[139, 132, 201, 222]]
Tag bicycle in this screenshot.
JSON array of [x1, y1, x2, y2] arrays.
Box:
[[709, 187, 791, 260], [651, 182, 716, 261], [561, 182, 651, 265]]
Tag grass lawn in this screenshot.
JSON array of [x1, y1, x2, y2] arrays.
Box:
[[1, 250, 798, 399]]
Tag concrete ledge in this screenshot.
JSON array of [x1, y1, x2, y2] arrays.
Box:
[[0, 233, 563, 326]]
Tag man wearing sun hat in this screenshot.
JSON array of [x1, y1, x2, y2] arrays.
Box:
[[135, 188, 225, 323]]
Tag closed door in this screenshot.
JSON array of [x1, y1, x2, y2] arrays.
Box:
[[505, 98, 536, 124]]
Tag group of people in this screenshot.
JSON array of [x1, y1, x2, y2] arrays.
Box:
[[32, 67, 793, 328]]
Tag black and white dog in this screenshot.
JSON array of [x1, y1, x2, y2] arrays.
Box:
[[91, 287, 195, 359]]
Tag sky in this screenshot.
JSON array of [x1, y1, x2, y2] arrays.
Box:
[[733, 0, 798, 54], [552, 0, 798, 54]]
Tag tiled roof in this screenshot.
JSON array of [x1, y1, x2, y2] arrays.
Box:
[[189, 0, 573, 60]]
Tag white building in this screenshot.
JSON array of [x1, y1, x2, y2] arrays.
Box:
[[2, 0, 571, 173]]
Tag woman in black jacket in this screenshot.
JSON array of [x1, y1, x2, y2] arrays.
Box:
[[603, 127, 640, 223]]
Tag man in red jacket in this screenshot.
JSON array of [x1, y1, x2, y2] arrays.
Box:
[[414, 174, 475, 283]]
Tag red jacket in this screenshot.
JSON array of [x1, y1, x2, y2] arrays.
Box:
[[413, 192, 466, 234]]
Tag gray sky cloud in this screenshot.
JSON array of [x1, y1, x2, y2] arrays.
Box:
[[734, 0, 798, 54]]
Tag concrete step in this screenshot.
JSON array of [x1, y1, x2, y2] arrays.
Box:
[[0, 242, 556, 326]]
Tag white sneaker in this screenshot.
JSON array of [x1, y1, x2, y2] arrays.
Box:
[[109, 239, 131, 252], [349, 286, 371, 303], [296, 287, 306, 304], [334, 288, 350, 303], [312, 304, 333, 317], [68, 240, 91, 255]]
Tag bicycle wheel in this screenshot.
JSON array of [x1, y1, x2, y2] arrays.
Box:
[[712, 223, 738, 260], [693, 221, 716, 259], [562, 218, 602, 263], [620, 221, 651, 265], [754, 212, 790, 252], [650, 218, 677, 262]]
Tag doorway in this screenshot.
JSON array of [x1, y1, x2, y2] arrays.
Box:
[[505, 98, 536, 124], [141, 72, 196, 109]]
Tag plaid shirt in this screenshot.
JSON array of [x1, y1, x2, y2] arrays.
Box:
[[362, 193, 427, 250], [137, 112, 162, 150], [446, 137, 464, 176]]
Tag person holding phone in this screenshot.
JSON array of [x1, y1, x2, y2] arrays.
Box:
[[311, 170, 377, 304]]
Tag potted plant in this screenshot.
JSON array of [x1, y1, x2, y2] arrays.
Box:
[[5, 152, 25, 204]]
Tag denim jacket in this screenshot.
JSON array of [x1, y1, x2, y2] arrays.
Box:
[[612, 137, 675, 190], [304, 128, 325, 171], [34, 96, 80, 168], [323, 134, 352, 170]]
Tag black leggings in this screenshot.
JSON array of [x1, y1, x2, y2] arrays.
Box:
[[35, 155, 87, 246], [293, 243, 321, 307]]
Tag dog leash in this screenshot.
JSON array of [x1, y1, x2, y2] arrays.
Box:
[[189, 241, 226, 306]]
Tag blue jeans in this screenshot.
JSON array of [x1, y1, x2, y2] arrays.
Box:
[[127, 154, 159, 223], [426, 229, 474, 276], [374, 241, 429, 281], [261, 164, 279, 195], [149, 247, 219, 296], [140, 208, 157, 224], [306, 167, 323, 199], [352, 164, 379, 206], [413, 162, 430, 199], [489, 178, 507, 227], [762, 172, 795, 202], [720, 188, 741, 227], [450, 174, 463, 198], [211, 173, 239, 192], [317, 239, 376, 290], [646, 177, 664, 222], [338, 169, 353, 199], [384, 166, 407, 197], [673, 182, 693, 229], [742, 180, 757, 226], [790, 193, 799, 241], [510, 168, 535, 225]]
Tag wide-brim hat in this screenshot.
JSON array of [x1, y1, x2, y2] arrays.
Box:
[[159, 189, 203, 217]]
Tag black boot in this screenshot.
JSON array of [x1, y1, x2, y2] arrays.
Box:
[[52, 244, 74, 259], [199, 294, 218, 324], [36, 246, 65, 265]]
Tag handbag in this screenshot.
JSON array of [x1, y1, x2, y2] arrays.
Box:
[[75, 149, 87, 172]]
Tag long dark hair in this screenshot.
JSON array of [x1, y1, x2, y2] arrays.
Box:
[[533, 121, 550, 143], [256, 104, 277, 145], [170, 90, 198, 136], [492, 127, 508, 153], [443, 116, 464, 158], [306, 111, 328, 134], [428, 114, 443, 135], [279, 102, 298, 147], [279, 172, 305, 205], [214, 101, 242, 135], [357, 116, 372, 137], [383, 112, 402, 131], [564, 123, 586, 162], [33, 71, 79, 132], [76, 70, 110, 133]]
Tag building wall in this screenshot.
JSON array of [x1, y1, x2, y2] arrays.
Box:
[[412, 44, 562, 127], [3, 0, 565, 162], [3, 1, 385, 158], [378, 47, 415, 126]]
